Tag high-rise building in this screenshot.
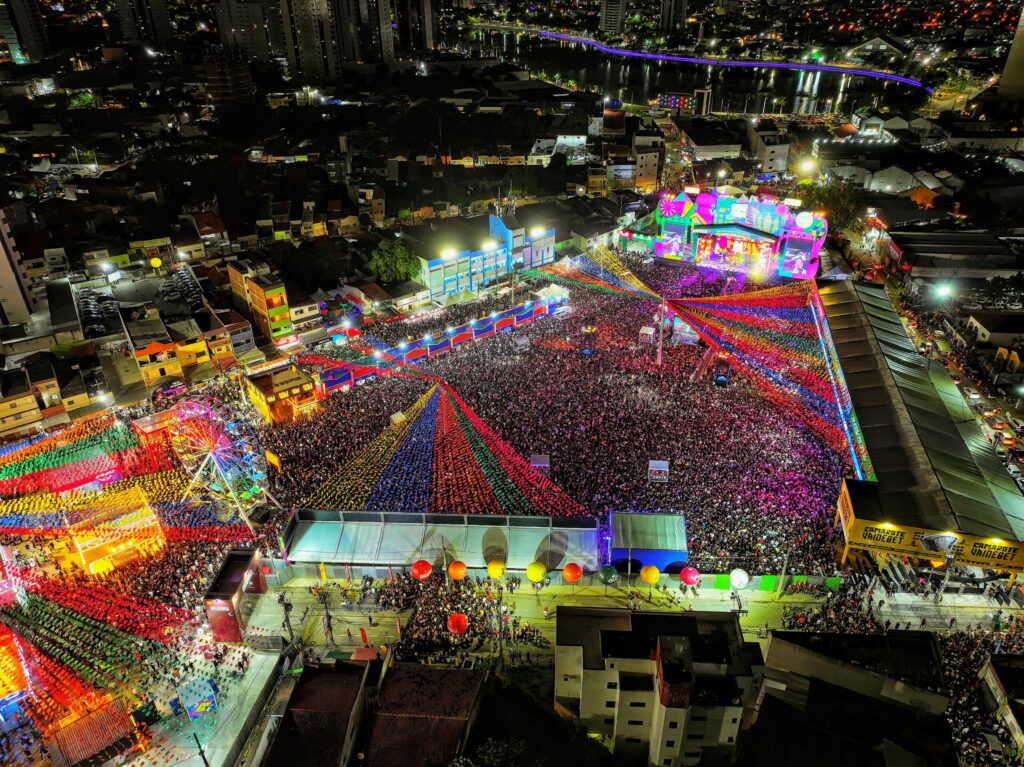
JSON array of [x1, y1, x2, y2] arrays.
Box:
[[660, 0, 687, 33], [1000, 8, 1024, 99], [204, 50, 256, 103], [216, 0, 279, 60], [394, 0, 434, 52], [280, 0, 339, 80], [331, 0, 360, 60], [0, 209, 33, 328], [0, 0, 48, 64], [117, 0, 172, 42], [357, 0, 394, 63], [600, 0, 626, 34]]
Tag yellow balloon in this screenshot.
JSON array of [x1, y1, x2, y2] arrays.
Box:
[[487, 560, 506, 579], [149, 257, 162, 269], [526, 561, 547, 583], [640, 565, 661, 586]]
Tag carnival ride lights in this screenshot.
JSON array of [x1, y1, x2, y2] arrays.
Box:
[[538, 31, 933, 91], [167, 397, 278, 530]]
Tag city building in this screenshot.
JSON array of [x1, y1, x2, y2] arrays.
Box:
[[660, 0, 687, 34], [0, 0, 48, 64], [280, 0, 339, 80], [0, 209, 33, 328], [227, 259, 272, 312], [741, 631, 954, 765], [980, 655, 1024, 758], [0, 368, 42, 440], [357, 0, 394, 63], [203, 50, 255, 104], [1001, 12, 1024, 101], [554, 606, 764, 767], [600, 0, 626, 34], [216, 0, 280, 60], [746, 120, 790, 174], [245, 273, 297, 348], [394, 0, 434, 52], [244, 364, 319, 423], [116, 0, 172, 43]]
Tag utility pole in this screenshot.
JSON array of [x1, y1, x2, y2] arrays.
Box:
[[193, 734, 210, 767], [775, 550, 790, 597], [656, 298, 666, 367]]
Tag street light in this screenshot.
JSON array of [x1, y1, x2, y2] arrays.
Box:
[[716, 169, 727, 179], [482, 239, 497, 252], [441, 248, 457, 260], [936, 284, 953, 298], [798, 158, 818, 175]]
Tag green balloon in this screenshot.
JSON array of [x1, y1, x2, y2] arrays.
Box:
[[597, 565, 619, 585]]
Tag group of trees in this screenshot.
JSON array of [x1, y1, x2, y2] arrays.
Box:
[[367, 239, 421, 284]]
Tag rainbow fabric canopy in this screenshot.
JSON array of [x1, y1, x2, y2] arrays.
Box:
[[668, 282, 875, 481]]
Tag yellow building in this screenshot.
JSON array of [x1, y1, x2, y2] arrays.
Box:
[[244, 365, 320, 424], [134, 340, 184, 387], [0, 369, 43, 440]]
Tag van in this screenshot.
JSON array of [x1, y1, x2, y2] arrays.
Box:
[[1011, 418, 1024, 434]]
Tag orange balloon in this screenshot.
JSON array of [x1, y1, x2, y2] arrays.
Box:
[[562, 562, 583, 584], [448, 560, 468, 581]]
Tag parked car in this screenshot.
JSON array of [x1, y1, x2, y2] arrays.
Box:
[[962, 387, 982, 399]]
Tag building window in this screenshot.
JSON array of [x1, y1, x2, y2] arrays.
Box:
[[606, 701, 615, 708], [687, 733, 703, 740], [728, 737, 735, 744], [605, 718, 613, 725], [628, 720, 643, 726], [663, 761, 672, 766], [666, 741, 675, 748], [731, 718, 738, 724], [625, 737, 641, 743], [668, 721, 678, 729], [691, 716, 706, 722], [607, 682, 618, 689], [629, 702, 646, 708]]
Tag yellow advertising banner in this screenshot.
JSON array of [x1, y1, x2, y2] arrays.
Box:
[[837, 481, 1024, 572], [319, 562, 327, 581]]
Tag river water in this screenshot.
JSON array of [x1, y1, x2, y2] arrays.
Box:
[[442, 28, 918, 115]]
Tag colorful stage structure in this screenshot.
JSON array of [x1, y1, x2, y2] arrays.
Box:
[[625, 191, 828, 280]]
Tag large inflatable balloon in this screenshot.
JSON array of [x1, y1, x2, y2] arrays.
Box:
[[487, 560, 506, 579], [447, 613, 468, 635], [562, 562, 583, 584], [411, 560, 432, 581], [597, 565, 619, 585], [526, 561, 547, 583], [448, 560, 468, 581], [680, 566, 700, 586], [640, 565, 661, 586], [729, 568, 750, 590]]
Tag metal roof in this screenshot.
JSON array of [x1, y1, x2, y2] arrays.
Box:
[[817, 280, 1024, 539]]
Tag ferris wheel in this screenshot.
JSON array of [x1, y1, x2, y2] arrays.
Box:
[[167, 397, 277, 529]]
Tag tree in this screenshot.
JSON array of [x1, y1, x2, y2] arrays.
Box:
[[368, 239, 421, 284], [796, 180, 862, 232]]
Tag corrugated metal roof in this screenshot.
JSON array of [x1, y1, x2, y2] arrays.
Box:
[[818, 281, 1024, 538]]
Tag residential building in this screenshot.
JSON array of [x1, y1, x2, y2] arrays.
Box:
[[394, 0, 434, 52], [843, 35, 908, 62], [0, 209, 32, 327], [980, 656, 1024, 757], [116, 0, 172, 43], [357, 0, 394, 63], [244, 364, 319, 423], [634, 148, 662, 193], [0, 0, 48, 64], [227, 259, 271, 312], [1001, 10, 1024, 100], [660, 0, 686, 33], [216, 0, 279, 60], [600, 0, 626, 34], [331, 0, 360, 60], [965, 312, 1024, 348], [489, 213, 557, 270], [674, 117, 741, 160], [746, 120, 790, 174], [280, 0, 339, 81], [742, 631, 953, 765], [0, 369, 42, 440], [204, 50, 255, 104], [246, 273, 297, 348], [555, 607, 764, 767], [128, 235, 175, 266]]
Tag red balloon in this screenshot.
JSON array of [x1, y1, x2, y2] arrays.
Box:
[[562, 562, 583, 584], [411, 560, 432, 581], [447, 613, 469, 635]]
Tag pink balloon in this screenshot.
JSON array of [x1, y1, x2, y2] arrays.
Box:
[[680, 566, 700, 586]]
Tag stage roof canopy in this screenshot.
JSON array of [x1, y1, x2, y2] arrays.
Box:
[[610, 512, 688, 554], [287, 510, 600, 570]]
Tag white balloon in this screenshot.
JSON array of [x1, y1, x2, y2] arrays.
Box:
[[729, 568, 750, 589]]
